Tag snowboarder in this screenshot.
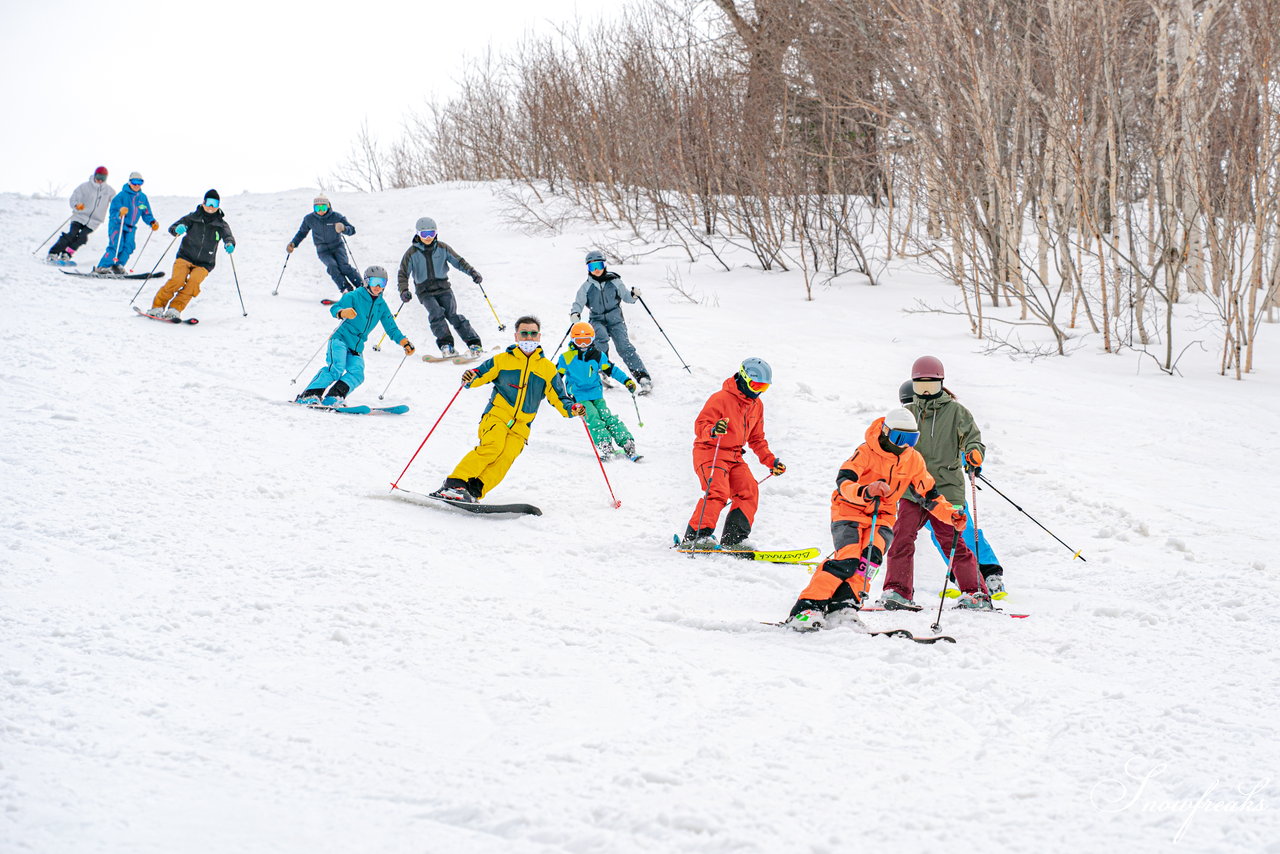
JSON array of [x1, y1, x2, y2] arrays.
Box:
[[898, 379, 1008, 598], [785, 409, 968, 631], [556, 321, 638, 459], [146, 190, 235, 320], [295, 266, 415, 407], [395, 216, 485, 359], [287, 195, 361, 293], [94, 172, 158, 274], [431, 315, 584, 503], [681, 358, 785, 549], [569, 250, 652, 394], [880, 356, 992, 611], [48, 166, 114, 264]]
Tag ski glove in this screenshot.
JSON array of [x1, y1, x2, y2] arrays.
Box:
[[461, 368, 479, 385], [570, 403, 586, 417], [75, 203, 85, 211], [570, 312, 581, 322], [471, 272, 483, 284], [950, 508, 969, 531], [711, 418, 729, 437], [286, 243, 295, 253], [862, 480, 892, 499], [400, 338, 415, 356], [964, 448, 983, 474], [625, 379, 637, 392], [770, 459, 786, 476], [631, 287, 641, 298], [334, 223, 346, 233], [225, 243, 235, 254], [400, 290, 413, 303], [119, 206, 130, 217], [337, 308, 357, 319], [174, 224, 187, 235]]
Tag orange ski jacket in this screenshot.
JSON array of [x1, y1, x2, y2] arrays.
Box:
[[830, 417, 956, 526], [693, 377, 777, 467]]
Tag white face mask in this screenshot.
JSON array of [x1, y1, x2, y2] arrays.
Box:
[[517, 339, 540, 354]]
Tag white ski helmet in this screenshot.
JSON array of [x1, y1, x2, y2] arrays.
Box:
[[884, 408, 920, 447]]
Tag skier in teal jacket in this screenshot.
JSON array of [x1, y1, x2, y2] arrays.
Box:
[[94, 171, 158, 273]]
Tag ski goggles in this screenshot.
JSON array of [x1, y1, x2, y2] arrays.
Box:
[[204, 197, 220, 208], [418, 229, 437, 240], [314, 203, 330, 213], [366, 276, 388, 289], [887, 428, 920, 448], [572, 335, 594, 347], [587, 260, 606, 272], [130, 179, 144, 186], [912, 379, 942, 396]]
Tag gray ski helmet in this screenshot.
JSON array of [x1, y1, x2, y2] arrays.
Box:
[[739, 357, 772, 385], [585, 250, 606, 264], [898, 379, 915, 405], [416, 216, 437, 233], [364, 265, 389, 287]]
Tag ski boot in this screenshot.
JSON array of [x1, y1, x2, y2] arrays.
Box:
[[440, 344, 457, 358], [146, 306, 167, 318], [637, 375, 653, 395], [295, 391, 323, 405], [321, 395, 347, 408], [786, 600, 827, 632], [981, 564, 1007, 600], [430, 482, 475, 503], [681, 526, 718, 550], [164, 308, 181, 320], [111, 264, 126, 275], [468, 343, 484, 357], [824, 600, 865, 629], [598, 439, 618, 457], [953, 592, 995, 611], [93, 265, 113, 274], [878, 590, 923, 612]]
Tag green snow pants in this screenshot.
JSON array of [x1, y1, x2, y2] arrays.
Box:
[[582, 398, 633, 447]]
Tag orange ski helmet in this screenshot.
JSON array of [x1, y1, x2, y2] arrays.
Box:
[[570, 321, 596, 348]]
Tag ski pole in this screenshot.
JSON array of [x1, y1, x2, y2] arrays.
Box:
[[340, 232, 360, 275], [581, 414, 621, 509], [130, 225, 154, 273], [110, 211, 126, 266], [389, 382, 465, 490], [33, 214, 73, 255], [228, 250, 247, 316], [474, 280, 506, 331], [976, 472, 1086, 560], [372, 302, 407, 352], [969, 473, 989, 594], [290, 321, 343, 385], [551, 323, 573, 361], [378, 351, 410, 400], [635, 294, 691, 374], [756, 472, 773, 486], [271, 252, 290, 296], [691, 434, 724, 540], [129, 235, 177, 304], [864, 497, 882, 581], [931, 527, 962, 634], [630, 389, 644, 427]]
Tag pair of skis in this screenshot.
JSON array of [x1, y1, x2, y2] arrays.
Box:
[[291, 399, 409, 416]]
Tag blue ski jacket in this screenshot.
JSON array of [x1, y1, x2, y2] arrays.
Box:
[[108, 185, 157, 231], [329, 286, 405, 355], [292, 210, 356, 252], [555, 343, 630, 403]]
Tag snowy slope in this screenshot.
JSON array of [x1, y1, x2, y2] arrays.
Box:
[[2, 185, 1278, 854]]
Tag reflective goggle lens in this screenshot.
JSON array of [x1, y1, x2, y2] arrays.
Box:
[[204, 198, 219, 208], [366, 277, 387, 288], [130, 179, 144, 185], [314, 204, 329, 213], [913, 379, 942, 396], [418, 230, 437, 239], [573, 337, 593, 348], [587, 260, 605, 272], [888, 429, 920, 447], [746, 379, 770, 394]]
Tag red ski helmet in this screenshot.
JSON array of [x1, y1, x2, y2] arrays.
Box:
[[911, 355, 944, 380]]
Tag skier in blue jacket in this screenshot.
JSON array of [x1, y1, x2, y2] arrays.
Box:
[[296, 266, 415, 407], [569, 250, 652, 394], [94, 171, 158, 274], [556, 321, 639, 458], [287, 194, 362, 293]]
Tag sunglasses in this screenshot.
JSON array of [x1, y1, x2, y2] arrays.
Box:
[[887, 429, 920, 448], [366, 277, 387, 288], [516, 329, 541, 339], [587, 260, 605, 272], [418, 230, 437, 239], [314, 204, 329, 213], [204, 198, 219, 208]]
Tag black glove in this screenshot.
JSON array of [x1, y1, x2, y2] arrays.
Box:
[[471, 272, 483, 284], [711, 418, 728, 437], [400, 290, 413, 303]]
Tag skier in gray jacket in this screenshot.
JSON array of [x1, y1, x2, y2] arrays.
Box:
[[570, 250, 651, 393], [396, 216, 485, 358], [47, 166, 115, 263]]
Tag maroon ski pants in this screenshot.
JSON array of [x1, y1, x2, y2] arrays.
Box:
[[883, 499, 986, 599]]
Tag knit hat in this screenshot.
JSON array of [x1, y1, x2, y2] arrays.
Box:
[[93, 166, 108, 178], [204, 189, 220, 202], [313, 194, 330, 206], [129, 171, 143, 183]]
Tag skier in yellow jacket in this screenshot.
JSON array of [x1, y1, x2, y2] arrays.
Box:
[[431, 315, 584, 502]]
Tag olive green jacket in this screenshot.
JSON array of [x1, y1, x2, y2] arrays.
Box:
[[904, 391, 985, 507]]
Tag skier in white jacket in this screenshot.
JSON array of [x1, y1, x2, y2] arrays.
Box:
[[47, 166, 115, 264]]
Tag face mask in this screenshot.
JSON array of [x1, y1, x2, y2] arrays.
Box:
[[517, 339, 539, 354]]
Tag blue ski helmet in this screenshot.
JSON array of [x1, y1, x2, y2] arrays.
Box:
[[736, 357, 772, 398]]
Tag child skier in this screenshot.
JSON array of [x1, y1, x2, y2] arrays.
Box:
[[395, 216, 485, 359], [48, 166, 113, 264], [287, 195, 361, 293], [556, 321, 638, 458], [569, 250, 652, 394], [146, 190, 235, 320], [94, 172, 158, 274], [681, 358, 785, 549], [785, 409, 967, 631], [295, 266, 415, 407], [431, 316, 584, 503], [880, 356, 992, 610]]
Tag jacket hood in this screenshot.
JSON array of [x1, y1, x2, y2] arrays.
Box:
[[721, 375, 753, 402]]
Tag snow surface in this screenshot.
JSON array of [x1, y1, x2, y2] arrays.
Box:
[[2, 184, 1278, 854]]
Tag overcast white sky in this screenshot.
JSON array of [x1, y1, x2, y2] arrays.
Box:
[[0, 0, 628, 198]]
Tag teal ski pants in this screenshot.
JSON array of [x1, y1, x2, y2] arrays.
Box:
[[582, 398, 632, 447]]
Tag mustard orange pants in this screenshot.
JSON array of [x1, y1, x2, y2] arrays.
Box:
[[153, 259, 210, 312]]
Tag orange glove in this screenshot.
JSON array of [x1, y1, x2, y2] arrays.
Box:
[[150, 221, 160, 231], [400, 338, 415, 356], [75, 203, 85, 211], [118, 206, 129, 217], [337, 307, 357, 319], [964, 448, 983, 474], [286, 243, 295, 253], [862, 480, 892, 500], [950, 507, 968, 531], [461, 368, 478, 385]]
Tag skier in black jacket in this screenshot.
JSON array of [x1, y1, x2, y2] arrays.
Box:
[[147, 190, 236, 319]]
